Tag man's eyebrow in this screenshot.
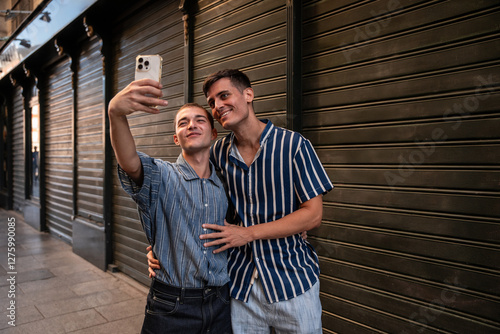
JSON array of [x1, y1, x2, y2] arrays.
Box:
[[208, 90, 230, 102], [217, 90, 230, 97], [177, 114, 208, 124], [194, 114, 208, 121]]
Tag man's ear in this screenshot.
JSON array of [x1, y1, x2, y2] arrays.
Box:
[[211, 128, 218, 141], [244, 87, 254, 103], [173, 134, 180, 146]]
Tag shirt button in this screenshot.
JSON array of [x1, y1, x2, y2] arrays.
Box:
[[204, 203, 208, 207]]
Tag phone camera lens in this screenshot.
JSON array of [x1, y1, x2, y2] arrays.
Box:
[[138, 57, 143, 63], [144, 61, 149, 66], [138, 64, 143, 70]]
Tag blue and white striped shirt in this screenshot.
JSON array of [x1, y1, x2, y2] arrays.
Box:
[[118, 152, 230, 288], [210, 120, 333, 303]]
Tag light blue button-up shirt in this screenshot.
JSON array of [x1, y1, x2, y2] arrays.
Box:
[[118, 152, 230, 288]]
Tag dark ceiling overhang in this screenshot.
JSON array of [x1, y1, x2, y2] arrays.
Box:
[[0, 0, 99, 80]]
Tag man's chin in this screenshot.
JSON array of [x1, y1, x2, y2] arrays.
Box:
[[219, 119, 233, 130]]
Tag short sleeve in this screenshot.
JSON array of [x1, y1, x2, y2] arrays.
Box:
[[292, 138, 334, 203], [117, 152, 163, 245]]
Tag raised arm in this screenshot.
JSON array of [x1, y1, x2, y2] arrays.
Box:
[[108, 79, 167, 185]]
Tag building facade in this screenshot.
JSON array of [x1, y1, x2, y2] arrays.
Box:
[[0, 0, 499, 332]]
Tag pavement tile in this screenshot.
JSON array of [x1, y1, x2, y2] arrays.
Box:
[[60, 268, 110, 285], [36, 288, 137, 319], [50, 262, 103, 277], [84, 289, 138, 308], [69, 314, 144, 334], [8, 269, 54, 284], [95, 297, 145, 322], [0, 319, 49, 333], [71, 277, 122, 296], [3, 308, 107, 334], [18, 276, 70, 294], [51, 309, 108, 333], [36, 253, 84, 270], [7, 255, 46, 274], [20, 284, 78, 305], [0, 305, 44, 329], [35, 295, 95, 319]]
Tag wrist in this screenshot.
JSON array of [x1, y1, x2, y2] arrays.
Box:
[[108, 106, 123, 118], [246, 225, 257, 243]]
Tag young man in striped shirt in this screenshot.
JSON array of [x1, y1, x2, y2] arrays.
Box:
[[149, 69, 333, 333], [109, 81, 232, 334]]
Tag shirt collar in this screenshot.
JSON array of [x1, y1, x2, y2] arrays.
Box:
[[175, 153, 221, 186]]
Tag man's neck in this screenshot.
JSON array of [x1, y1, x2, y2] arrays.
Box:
[[233, 117, 265, 147], [232, 117, 266, 167], [182, 150, 212, 179]]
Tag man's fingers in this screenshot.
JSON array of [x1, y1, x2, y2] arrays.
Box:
[[148, 266, 156, 277], [129, 95, 165, 113], [147, 252, 160, 266], [202, 239, 225, 248], [202, 223, 224, 230], [134, 78, 162, 89], [126, 82, 168, 112], [212, 244, 230, 254], [148, 260, 161, 269], [199, 231, 224, 240]]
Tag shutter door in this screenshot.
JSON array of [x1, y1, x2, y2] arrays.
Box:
[[302, 1, 500, 332], [42, 57, 74, 243], [111, 0, 184, 285], [192, 0, 288, 129], [76, 36, 104, 223], [12, 86, 24, 211]]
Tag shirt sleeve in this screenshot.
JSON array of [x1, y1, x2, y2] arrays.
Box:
[[292, 138, 334, 203], [117, 151, 162, 245]]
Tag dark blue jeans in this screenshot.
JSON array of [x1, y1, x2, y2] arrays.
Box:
[[141, 278, 232, 334]]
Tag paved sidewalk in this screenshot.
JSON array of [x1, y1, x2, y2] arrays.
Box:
[[0, 209, 148, 333]]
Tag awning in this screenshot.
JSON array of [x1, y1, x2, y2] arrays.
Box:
[[0, 0, 98, 80]]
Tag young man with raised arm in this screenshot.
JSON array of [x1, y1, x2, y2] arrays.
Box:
[[109, 79, 231, 334]]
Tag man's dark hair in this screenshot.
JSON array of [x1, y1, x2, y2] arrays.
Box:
[[202, 69, 252, 97], [177, 102, 215, 129]]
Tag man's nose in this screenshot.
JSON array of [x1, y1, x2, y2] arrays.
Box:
[[215, 98, 224, 111], [188, 119, 197, 129]]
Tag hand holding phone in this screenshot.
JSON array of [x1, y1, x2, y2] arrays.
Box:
[[135, 55, 162, 82]]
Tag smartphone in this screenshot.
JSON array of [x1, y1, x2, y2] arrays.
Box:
[[134, 55, 163, 82]]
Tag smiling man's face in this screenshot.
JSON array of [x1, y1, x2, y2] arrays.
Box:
[[173, 106, 216, 153], [206, 78, 254, 130]]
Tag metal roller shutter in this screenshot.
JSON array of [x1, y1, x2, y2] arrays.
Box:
[[76, 36, 105, 223], [302, 0, 500, 332], [192, 0, 288, 129], [42, 57, 74, 243], [111, 0, 184, 285], [12, 86, 24, 211]]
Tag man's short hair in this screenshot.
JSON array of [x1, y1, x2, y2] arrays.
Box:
[[202, 69, 252, 97], [176, 103, 215, 129]]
